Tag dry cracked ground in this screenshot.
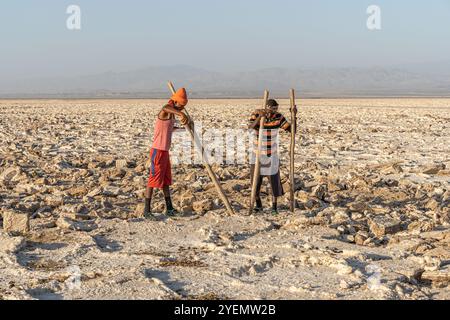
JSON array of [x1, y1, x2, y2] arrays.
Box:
[[0, 99, 449, 300]]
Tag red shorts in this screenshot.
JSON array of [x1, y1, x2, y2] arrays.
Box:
[[147, 148, 172, 189]]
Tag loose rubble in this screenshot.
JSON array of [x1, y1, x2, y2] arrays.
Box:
[[0, 99, 449, 300]]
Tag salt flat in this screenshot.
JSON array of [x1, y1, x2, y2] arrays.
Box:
[[0, 99, 449, 300]]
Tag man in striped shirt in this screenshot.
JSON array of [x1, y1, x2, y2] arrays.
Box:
[[249, 99, 293, 215]]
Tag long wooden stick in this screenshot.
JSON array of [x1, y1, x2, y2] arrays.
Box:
[[289, 89, 297, 213], [249, 90, 269, 215], [167, 82, 235, 215]]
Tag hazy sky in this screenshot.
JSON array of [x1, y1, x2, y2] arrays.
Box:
[[1, 0, 450, 80]]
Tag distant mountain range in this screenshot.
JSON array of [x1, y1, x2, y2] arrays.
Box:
[[1, 64, 450, 98]]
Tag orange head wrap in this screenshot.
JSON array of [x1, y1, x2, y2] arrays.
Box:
[[170, 88, 188, 107]]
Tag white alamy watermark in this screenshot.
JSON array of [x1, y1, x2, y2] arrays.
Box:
[[366, 264, 382, 291], [66, 5, 81, 30], [169, 124, 282, 176], [65, 265, 82, 291], [367, 5, 382, 30]]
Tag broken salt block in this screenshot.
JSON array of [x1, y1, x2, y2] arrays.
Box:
[[115, 159, 127, 170], [420, 265, 450, 283], [0, 167, 22, 185], [425, 199, 440, 211], [44, 195, 64, 207], [2, 210, 30, 235], [422, 164, 446, 175], [330, 261, 353, 275], [408, 220, 435, 233], [312, 184, 328, 200], [87, 187, 102, 197], [103, 185, 120, 197], [67, 186, 89, 197], [132, 203, 145, 219], [193, 200, 213, 214], [368, 216, 402, 238], [56, 216, 97, 232], [0, 232, 26, 254], [347, 201, 367, 212], [355, 231, 369, 246], [179, 194, 195, 213]]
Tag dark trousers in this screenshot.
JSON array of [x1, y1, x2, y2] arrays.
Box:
[[250, 164, 284, 198]]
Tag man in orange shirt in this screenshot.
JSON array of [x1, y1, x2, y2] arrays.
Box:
[[144, 88, 189, 219]]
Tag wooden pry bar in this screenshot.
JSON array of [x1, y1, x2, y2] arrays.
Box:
[[167, 81, 235, 215], [249, 90, 269, 215], [289, 89, 297, 213]]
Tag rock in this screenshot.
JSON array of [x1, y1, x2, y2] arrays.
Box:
[[295, 190, 309, 202], [67, 186, 88, 197], [153, 202, 165, 213], [184, 172, 196, 181], [0, 232, 26, 254], [443, 190, 450, 203], [331, 209, 350, 224], [408, 220, 435, 232], [420, 265, 450, 283], [2, 210, 30, 235], [15, 201, 40, 213], [347, 202, 367, 212], [295, 190, 319, 209], [180, 194, 195, 207], [193, 200, 213, 214], [340, 280, 350, 289], [355, 231, 369, 246], [115, 159, 127, 169], [109, 168, 126, 179], [87, 187, 102, 197], [0, 166, 22, 184], [368, 216, 402, 237], [304, 181, 319, 190], [56, 216, 97, 232], [132, 203, 145, 218], [433, 188, 445, 197], [330, 261, 353, 275], [312, 184, 327, 200], [44, 195, 64, 207], [33, 206, 53, 218], [284, 216, 330, 228], [343, 235, 355, 243], [422, 164, 446, 175], [178, 193, 195, 213], [190, 181, 203, 192], [337, 225, 347, 234], [14, 183, 40, 194], [103, 185, 120, 197], [425, 199, 440, 211]]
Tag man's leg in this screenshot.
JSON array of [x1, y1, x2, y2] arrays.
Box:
[[162, 151, 178, 216], [271, 196, 278, 213], [144, 186, 154, 218], [163, 185, 175, 214], [250, 164, 264, 212], [255, 176, 263, 211], [145, 148, 159, 219], [269, 171, 284, 215]]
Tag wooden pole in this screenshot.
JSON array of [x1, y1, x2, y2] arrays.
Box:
[[289, 89, 297, 213], [249, 90, 269, 215], [167, 81, 235, 215]]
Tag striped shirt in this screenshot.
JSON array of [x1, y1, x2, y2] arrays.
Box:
[[249, 111, 290, 157]]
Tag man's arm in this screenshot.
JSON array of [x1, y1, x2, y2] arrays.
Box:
[[160, 103, 189, 125], [281, 122, 292, 133], [280, 114, 293, 133], [248, 110, 266, 130]]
